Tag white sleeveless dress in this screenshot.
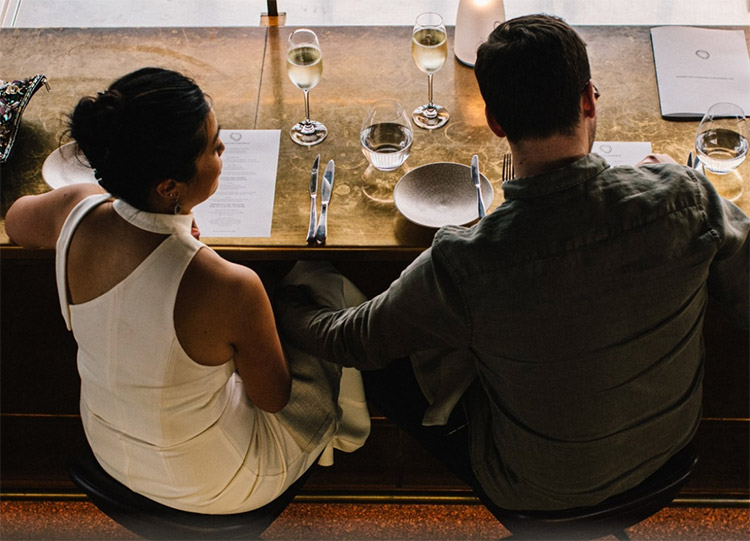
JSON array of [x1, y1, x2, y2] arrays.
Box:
[[56, 194, 369, 514]]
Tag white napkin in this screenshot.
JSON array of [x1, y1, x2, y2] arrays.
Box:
[[282, 261, 371, 466]]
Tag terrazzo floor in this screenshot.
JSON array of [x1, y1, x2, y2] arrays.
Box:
[[1, 500, 748, 540]]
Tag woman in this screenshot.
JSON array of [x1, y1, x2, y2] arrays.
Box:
[[5, 67, 367, 514]]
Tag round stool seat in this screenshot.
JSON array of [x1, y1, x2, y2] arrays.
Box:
[[67, 445, 312, 540], [493, 443, 698, 539]]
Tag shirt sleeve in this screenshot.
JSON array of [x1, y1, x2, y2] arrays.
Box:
[[701, 177, 750, 328], [276, 244, 472, 370]]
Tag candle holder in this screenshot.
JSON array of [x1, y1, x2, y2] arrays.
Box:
[[454, 0, 506, 67]]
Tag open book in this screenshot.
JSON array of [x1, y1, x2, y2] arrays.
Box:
[[650, 26, 750, 119]]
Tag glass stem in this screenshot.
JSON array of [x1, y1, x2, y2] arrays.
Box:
[[303, 89, 311, 122], [427, 74, 434, 108]]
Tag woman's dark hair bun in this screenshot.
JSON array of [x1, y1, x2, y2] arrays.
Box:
[[68, 68, 210, 208], [70, 89, 127, 191]]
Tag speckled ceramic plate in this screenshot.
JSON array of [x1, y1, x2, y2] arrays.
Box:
[[42, 142, 97, 189], [394, 162, 493, 228]]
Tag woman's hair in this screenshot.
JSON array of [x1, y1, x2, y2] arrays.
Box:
[[69, 67, 210, 208]]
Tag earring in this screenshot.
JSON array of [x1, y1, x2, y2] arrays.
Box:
[[171, 193, 182, 215]]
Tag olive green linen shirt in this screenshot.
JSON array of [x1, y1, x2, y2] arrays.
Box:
[[278, 154, 750, 510]]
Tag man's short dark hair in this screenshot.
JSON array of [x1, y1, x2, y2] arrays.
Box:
[[474, 14, 591, 142]]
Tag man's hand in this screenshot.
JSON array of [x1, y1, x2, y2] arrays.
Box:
[[637, 153, 677, 166]]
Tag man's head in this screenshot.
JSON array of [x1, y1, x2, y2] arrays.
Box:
[[474, 15, 592, 143]]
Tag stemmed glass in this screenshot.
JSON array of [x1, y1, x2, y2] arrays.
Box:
[[695, 102, 748, 201], [286, 29, 327, 146], [411, 12, 450, 130]]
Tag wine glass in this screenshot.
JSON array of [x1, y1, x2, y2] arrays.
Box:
[[286, 29, 327, 146], [360, 99, 413, 172], [695, 102, 747, 201], [695, 102, 748, 174], [411, 12, 450, 130], [360, 99, 414, 202]]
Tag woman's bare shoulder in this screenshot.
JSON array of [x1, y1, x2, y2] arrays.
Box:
[[175, 247, 275, 366], [6, 184, 107, 248], [181, 248, 268, 314]]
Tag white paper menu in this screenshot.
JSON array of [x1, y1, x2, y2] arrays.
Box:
[[650, 26, 750, 118], [593, 141, 652, 166], [193, 129, 280, 238]]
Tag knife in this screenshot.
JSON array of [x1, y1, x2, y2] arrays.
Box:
[[471, 155, 486, 219], [306, 155, 320, 243], [315, 160, 335, 244]]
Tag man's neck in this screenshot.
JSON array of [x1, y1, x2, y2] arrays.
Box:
[[510, 132, 592, 178]]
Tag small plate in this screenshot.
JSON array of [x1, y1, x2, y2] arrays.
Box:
[[41, 142, 97, 189], [394, 162, 494, 228]]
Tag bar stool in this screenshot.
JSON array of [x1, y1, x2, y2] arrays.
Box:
[[490, 443, 698, 540], [67, 445, 313, 540]]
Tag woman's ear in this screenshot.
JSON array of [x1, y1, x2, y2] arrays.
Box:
[[155, 179, 179, 201], [152, 178, 183, 213], [485, 107, 507, 138]]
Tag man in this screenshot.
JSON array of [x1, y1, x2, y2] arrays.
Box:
[[277, 15, 749, 513]]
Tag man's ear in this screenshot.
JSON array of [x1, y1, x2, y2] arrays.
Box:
[[581, 80, 597, 119], [485, 107, 507, 138]]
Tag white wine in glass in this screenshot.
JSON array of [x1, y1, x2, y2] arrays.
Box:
[[411, 12, 449, 130], [287, 29, 327, 146]]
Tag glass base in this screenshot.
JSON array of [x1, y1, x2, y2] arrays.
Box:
[[361, 163, 408, 204], [700, 165, 743, 202], [412, 104, 449, 130], [290, 120, 328, 146]]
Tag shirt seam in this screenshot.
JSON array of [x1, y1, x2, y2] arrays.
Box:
[[433, 237, 475, 347], [504, 160, 610, 200], [685, 167, 722, 248]]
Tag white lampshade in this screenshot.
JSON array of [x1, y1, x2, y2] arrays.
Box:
[[454, 0, 506, 67]]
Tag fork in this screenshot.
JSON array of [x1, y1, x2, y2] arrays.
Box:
[[502, 152, 515, 183]]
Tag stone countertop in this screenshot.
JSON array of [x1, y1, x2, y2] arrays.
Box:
[[1, 25, 748, 258]]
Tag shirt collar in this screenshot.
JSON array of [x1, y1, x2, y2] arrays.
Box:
[[502, 153, 610, 200]]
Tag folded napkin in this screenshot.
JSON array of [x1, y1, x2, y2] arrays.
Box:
[[411, 348, 477, 427], [281, 261, 371, 466]]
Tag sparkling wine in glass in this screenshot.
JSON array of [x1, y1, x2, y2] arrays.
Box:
[[286, 29, 327, 146], [411, 12, 449, 130]]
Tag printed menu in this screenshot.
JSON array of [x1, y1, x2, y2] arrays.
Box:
[[651, 26, 750, 118], [193, 129, 280, 238]]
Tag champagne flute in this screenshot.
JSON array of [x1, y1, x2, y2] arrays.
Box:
[[286, 29, 327, 146], [411, 12, 449, 130]]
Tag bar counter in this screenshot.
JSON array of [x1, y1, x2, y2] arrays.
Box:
[[1, 25, 748, 498], [2, 25, 749, 259]]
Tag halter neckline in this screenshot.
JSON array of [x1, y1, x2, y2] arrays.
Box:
[[112, 199, 193, 235]]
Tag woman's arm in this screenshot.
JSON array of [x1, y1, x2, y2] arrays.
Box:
[[5, 184, 107, 248], [176, 250, 292, 413], [228, 266, 292, 412]]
